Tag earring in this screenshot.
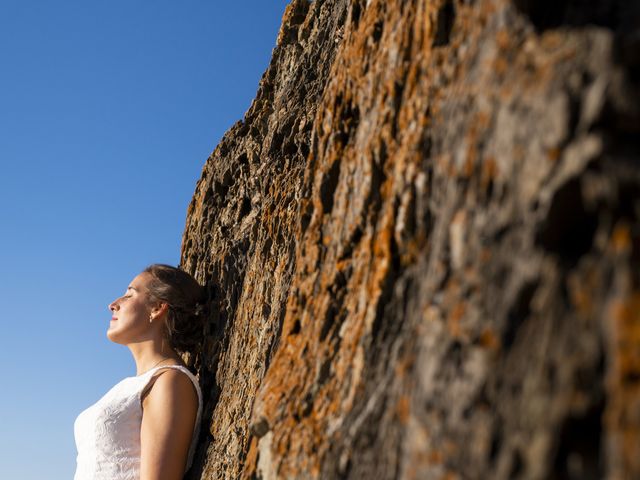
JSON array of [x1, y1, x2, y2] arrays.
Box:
[[149, 314, 153, 323]]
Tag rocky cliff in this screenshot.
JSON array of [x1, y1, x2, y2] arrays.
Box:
[[180, 0, 640, 478]]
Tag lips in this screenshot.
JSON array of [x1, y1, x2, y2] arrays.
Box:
[[111, 317, 117, 321]]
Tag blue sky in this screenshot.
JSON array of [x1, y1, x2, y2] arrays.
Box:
[[0, 2, 289, 478]]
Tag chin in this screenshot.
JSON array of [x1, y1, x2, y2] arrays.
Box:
[[106, 326, 126, 345]]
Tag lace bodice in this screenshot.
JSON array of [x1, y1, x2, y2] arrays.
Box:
[[73, 365, 202, 480]]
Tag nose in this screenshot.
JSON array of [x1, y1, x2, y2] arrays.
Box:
[[108, 299, 119, 312]]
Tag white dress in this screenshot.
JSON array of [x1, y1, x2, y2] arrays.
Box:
[[74, 365, 203, 480]]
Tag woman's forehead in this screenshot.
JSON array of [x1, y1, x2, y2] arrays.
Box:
[[129, 271, 152, 289]]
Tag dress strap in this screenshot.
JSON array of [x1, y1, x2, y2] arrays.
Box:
[[139, 365, 202, 411]]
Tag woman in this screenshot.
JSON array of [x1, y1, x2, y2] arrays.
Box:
[[74, 264, 206, 480]]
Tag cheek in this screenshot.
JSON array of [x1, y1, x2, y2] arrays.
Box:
[[119, 300, 149, 321], [108, 303, 151, 336]]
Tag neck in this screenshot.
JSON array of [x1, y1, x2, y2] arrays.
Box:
[[127, 338, 181, 376]]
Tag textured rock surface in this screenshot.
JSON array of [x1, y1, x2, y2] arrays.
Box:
[[180, 0, 640, 479]]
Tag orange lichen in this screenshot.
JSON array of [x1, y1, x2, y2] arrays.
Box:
[[604, 290, 640, 477], [496, 29, 510, 50], [546, 147, 561, 162], [478, 327, 501, 352], [448, 302, 466, 339], [396, 395, 411, 424], [611, 222, 632, 254]]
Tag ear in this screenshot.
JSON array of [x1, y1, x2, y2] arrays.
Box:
[[150, 302, 170, 319]]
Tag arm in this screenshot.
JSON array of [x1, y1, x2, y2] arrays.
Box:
[[140, 369, 199, 480]]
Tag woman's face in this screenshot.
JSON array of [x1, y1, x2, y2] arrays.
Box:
[[107, 272, 158, 345]]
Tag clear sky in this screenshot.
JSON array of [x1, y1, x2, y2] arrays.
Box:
[[0, 1, 289, 478]]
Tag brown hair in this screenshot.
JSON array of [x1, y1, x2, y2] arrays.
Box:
[[142, 263, 206, 355]]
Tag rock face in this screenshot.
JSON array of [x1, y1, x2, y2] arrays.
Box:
[[180, 0, 640, 479]]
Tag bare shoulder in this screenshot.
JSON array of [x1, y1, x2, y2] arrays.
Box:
[[142, 368, 198, 408], [139, 367, 200, 477]]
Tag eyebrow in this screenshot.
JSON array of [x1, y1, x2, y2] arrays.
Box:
[[127, 286, 139, 291]]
